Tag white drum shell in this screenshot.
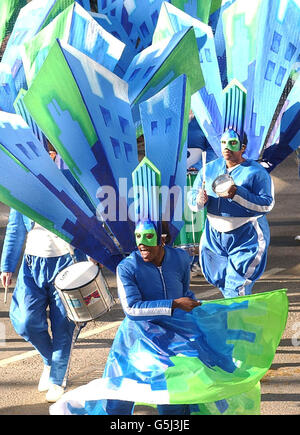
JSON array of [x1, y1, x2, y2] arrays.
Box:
[[55, 262, 115, 323], [212, 174, 234, 197]]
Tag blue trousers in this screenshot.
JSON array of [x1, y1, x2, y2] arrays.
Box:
[[200, 217, 270, 298], [9, 254, 75, 386]]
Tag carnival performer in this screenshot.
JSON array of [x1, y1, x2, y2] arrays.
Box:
[[0, 148, 86, 403], [187, 129, 274, 298], [104, 219, 201, 415], [49, 219, 287, 417]]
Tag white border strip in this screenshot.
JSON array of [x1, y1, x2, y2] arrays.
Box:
[[238, 219, 266, 295]]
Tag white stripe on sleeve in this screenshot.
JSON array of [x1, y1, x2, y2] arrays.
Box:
[[233, 179, 275, 213], [116, 270, 172, 318]]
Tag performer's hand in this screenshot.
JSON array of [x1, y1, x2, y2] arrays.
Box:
[[196, 189, 208, 206], [87, 257, 103, 268], [1, 272, 12, 288], [222, 185, 237, 199], [172, 297, 201, 312]]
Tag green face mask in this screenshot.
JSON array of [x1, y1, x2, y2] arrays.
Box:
[[135, 221, 158, 247], [221, 129, 241, 152]]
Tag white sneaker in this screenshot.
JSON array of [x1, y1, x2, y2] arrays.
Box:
[[46, 384, 65, 403], [38, 365, 51, 392], [191, 264, 202, 276]]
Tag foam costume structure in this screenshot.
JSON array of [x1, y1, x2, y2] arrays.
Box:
[[0, 0, 297, 415]]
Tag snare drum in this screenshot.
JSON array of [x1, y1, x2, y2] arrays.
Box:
[[212, 173, 234, 197], [54, 261, 115, 323], [173, 171, 206, 255]]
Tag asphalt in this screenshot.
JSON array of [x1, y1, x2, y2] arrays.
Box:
[[0, 153, 299, 415]]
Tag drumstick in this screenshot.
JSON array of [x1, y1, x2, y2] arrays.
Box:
[[4, 282, 8, 304], [202, 151, 207, 189]]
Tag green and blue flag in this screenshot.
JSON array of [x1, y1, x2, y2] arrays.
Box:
[[50, 289, 288, 415]]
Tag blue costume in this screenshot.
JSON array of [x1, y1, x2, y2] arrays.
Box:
[[0, 208, 86, 387], [188, 157, 274, 298], [104, 245, 196, 415]]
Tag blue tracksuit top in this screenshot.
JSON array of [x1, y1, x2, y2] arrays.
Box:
[[116, 246, 195, 321], [188, 157, 274, 218]]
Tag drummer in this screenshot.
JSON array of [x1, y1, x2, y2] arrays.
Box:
[[187, 129, 275, 298], [0, 145, 87, 403]]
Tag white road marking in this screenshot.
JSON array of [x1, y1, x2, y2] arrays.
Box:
[[261, 268, 285, 278], [0, 320, 122, 367]]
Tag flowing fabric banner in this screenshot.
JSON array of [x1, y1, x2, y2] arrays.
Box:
[[50, 289, 288, 415]]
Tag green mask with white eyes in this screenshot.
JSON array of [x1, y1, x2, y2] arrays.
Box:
[[135, 221, 158, 247], [221, 129, 241, 152]]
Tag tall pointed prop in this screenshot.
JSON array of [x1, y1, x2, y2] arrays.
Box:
[[124, 25, 203, 131], [22, 2, 125, 87], [0, 64, 17, 113], [223, 78, 247, 141], [1, 0, 74, 95], [132, 157, 162, 238], [139, 74, 191, 241], [23, 39, 139, 253], [153, 2, 223, 156], [0, 111, 123, 271], [261, 77, 300, 171], [14, 88, 48, 148], [222, 0, 300, 159]]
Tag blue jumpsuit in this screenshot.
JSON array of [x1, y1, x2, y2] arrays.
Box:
[[105, 246, 196, 415], [188, 158, 274, 298], [0, 209, 86, 386]]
